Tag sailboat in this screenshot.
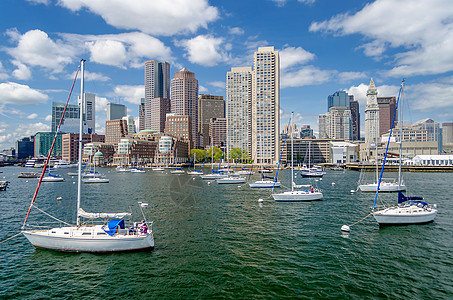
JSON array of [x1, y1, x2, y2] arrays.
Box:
[[371, 80, 437, 226], [82, 154, 109, 183], [272, 113, 323, 201], [187, 153, 202, 175], [200, 145, 228, 179], [300, 141, 324, 178], [41, 169, 64, 182], [248, 136, 281, 188], [22, 60, 154, 252], [170, 150, 184, 174], [358, 109, 406, 192]]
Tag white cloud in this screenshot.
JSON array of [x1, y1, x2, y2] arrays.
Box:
[[199, 85, 208, 93], [0, 63, 9, 80], [0, 121, 50, 150], [229, 27, 244, 35], [6, 29, 74, 73], [86, 40, 127, 67], [67, 70, 110, 82], [309, 0, 453, 77], [338, 71, 367, 83], [408, 82, 453, 112], [27, 113, 38, 119], [45, 115, 52, 122], [12, 60, 32, 80], [26, 0, 49, 4], [280, 46, 315, 70], [208, 81, 225, 89], [58, 0, 219, 36], [0, 82, 48, 105], [113, 85, 144, 104], [281, 66, 333, 88], [177, 35, 229, 67]]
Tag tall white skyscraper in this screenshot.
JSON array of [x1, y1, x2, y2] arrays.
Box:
[[252, 47, 280, 165], [365, 78, 379, 144], [77, 92, 96, 134], [144, 60, 170, 130], [226, 67, 252, 156]]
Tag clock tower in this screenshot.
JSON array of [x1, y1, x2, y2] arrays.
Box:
[[365, 78, 380, 144]]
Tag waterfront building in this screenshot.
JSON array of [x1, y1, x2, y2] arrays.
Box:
[[318, 107, 352, 141], [51, 102, 79, 133], [154, 135, 189, 165], [147, 97, 171, 132], [107, 103, 127, 121], [122, 115, 137, 135], [113, 138, 158, 166], [329, 141, 358, 164], [280, 138, 338, 164], [251, 47, 280, 165], [164, 114, 192, 149], [139, 98, 145, 131], [349, 95, 360, 141], [365, 78, 379, 144], [226, 67, 253, 156], [442, 122, 453, 152], [15, 136, 34, 159], [377, 96, 397, 137], [412, 119, 440, 142], [62, 133, 105, 163], [198, 94, 225, 149], [82, 142, 114, 165], [328, 91, 349, 111], [405, 154, 453, 166], [209, 117, 227, 149], [34, 132, 64, 157], [171, 68, 199, 148], [358, 140, 439, 162], [105, 119, 128, 146]]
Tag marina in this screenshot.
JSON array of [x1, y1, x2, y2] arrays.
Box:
[[1, 165, 452, 298]]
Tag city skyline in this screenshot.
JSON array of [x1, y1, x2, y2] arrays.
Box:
[[1, 0, 453, 150]]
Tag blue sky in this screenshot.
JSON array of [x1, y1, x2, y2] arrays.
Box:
[[1, 0, 453, 150]]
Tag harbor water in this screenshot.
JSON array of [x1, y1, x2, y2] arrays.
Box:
[[1, 166, 452, 298]]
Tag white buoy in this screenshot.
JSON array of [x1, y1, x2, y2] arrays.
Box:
[[350, 189, 355, 193], [193, 178, 196, 181], [237, 185, 241, 189], [207, 182, 211, 185], [57, 196, 62, 201], [331, 182, 335, 186], [258, 198, 264, 203], [26, 180, 29, 183], [73, 182, 76, 184], [319, 178, 322, 181], [341, 225, 350, 232]]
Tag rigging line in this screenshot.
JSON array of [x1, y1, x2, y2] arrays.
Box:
[[0, 232, 23, 244], [32, 205, 74, 227], [348, 212, 373, 228], [22, 65, 80, 229]]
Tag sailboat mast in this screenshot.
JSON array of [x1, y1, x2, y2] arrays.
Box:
[[398, 80, 404, 186], [291, 113, 294, 192], [375, 116, 379, 184], [76, 59, 85, 227]]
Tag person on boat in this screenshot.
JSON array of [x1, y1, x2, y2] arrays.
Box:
[[139, 220, 148, 234], [310, 186, 314, 193]]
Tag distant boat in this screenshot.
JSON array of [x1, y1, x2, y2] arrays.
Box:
[[53, 160, 74, 169], [0, 180, 8, 191], [216, 176, 246, 184], [131, 168, 146, 173], [248, 136, 280, 188], [22, 60, 154, 252], [18, 172, 39, 178], [41, 172, 64, 182], [273, 113, 323, 202], [371, 81, 437, 226]]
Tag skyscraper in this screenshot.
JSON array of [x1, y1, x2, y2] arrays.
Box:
[[328, 91, 349, 111], [171, 68, 199, 149], [148, 97, 171, 133], [139, 98, 145, 131], [78, 93, 96, 134], [198, 94, 225, 149], [107, 102, 127, 121], [349, 95, 360, 141], [226, 67, 252, 156], [144, 60, 170, 130], [251, 47, 280, 165], [51, 102, 79, 133], [365, 78, 379, 144], [377, 96, 397, 136]]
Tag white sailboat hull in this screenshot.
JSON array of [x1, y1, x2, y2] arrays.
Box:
[[359, 182, 407, 192], [22, 226, 154, 253], [82, 177, 109, 183], [41, 176, 64, 182], [200, 173, 228, 179], [248, 180, 281, 188], [170, 170, 185, 174], [272, 190, 323, 202], [373, 205, 437, 226], [216, 177, 246, 184]]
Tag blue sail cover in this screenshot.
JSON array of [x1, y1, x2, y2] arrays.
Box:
[[398, 191, 424, 204], [103, 219, 125, 236]]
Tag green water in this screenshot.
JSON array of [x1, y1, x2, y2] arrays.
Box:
[[1, 166, 452, 298]]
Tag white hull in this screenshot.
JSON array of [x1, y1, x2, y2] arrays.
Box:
[[248, 180, 281, 188], [170, 170, 185, 174], [42, 176, 64, 182], [234, 170, 253, 175], [200, 173, 228, 179], [273, 190, 323, 201], [22, 225, 154, 253], [373, 205, 437, 226], [359, 182, 407, 192], [131, 169, 146, 173], [216, 177, 246, 184], [152, 168, 165, 171], [82, 177, 109, 183], [187, 171, 202, 175]]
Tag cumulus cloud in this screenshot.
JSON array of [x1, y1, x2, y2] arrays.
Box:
[[27, 113, 38, 119], [280, 46, 315, 70], [45, 115, 52, 122], [12, 60, 32, 80], [0, 121, 50, 150], [177, 35, 229, 67], [309, 0, 453, 77], [113, 85, 144, 104], [229, 27, 244, 35], [26, 0, 49, 4], [208, 81, 225, 89], [67, 70, 110, 82], [0, 82, 48, 105], [58, 0, 219, 36], [6, 29, 74, 73], [0, 62, 9, 80], [281, 66, 333, 88]]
